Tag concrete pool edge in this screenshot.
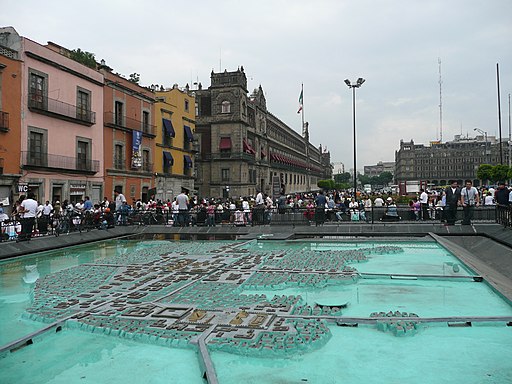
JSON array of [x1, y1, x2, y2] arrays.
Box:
[[2, 223, 511, 259], [430, 232, 512, 303]]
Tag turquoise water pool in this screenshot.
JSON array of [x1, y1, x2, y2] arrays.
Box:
[[1, 239, 511, 383]]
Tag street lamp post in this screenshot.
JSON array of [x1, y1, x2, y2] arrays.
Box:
[[344, 78, 365, 196], [474, 128, 489, 164]]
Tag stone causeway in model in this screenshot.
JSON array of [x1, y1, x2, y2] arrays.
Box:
[[26, 241, 407, 357]]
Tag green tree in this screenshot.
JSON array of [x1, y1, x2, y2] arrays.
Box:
[[490, 164, 510, 183], [318, 179, 335, 190], [335, 182, 350, 190], [333, 172, 351, 184], [378, 171, 393, 186], [358, 174, 371, 185], [476, 164, 493, 184], [69, 48, 96, 69]]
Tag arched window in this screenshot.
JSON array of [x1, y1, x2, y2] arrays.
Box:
[[221, 100, 231, 113]]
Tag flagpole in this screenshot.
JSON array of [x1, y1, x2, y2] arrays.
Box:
[[301, 83, 305, 136]]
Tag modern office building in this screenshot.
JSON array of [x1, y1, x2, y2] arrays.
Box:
[[395, 135, 510, 187]]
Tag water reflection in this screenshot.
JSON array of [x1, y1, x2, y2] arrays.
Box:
[[22, 264, 40, 284]]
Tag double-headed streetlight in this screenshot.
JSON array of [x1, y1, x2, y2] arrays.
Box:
[[474, 127, 489, 164], [344, 78, 365, 195]]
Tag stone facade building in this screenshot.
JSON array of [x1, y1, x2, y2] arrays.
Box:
[[363, 161, 395, 178], [395, 135, 509, 187], [194, 67, 331, 199]]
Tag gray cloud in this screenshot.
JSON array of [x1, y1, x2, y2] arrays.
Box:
[[2, 0, 511, 170]]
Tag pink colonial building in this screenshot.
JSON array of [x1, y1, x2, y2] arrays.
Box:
[[0, 27, 104, 204]]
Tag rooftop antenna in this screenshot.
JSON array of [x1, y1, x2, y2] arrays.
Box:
[[219, 48, 222, 72], [438, 58, 443, 142]]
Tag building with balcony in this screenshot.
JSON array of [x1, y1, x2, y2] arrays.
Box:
[[98, 65, 156, 203], [154, 85, 196, 202], [194, 67, 330, 199], [0, 27, 104, 204], [395, 135, 511, 188], [0, 36, 22, 210]]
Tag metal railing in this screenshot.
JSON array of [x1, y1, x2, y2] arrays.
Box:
[[112, 160, 153, 173], [1, 205, 506, 243], [21, 151, 100, 173], [84, 205, 504, 227], [0, 111, 9, 131], [104, 111, 156, 135], [28, 92, 96, 124], [496, 204, 512, 227], [265, 205, 499, 226]]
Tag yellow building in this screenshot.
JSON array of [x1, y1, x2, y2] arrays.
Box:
[[154, 85, 196, 201]]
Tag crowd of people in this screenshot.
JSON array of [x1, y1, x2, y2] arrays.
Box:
[[1, 180, 511, 241]]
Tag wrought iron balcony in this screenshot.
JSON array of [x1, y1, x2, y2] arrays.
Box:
[[111, 159, 153, 173], [28, 92, 96, 125], [104, 111, 155, 136], [0, 111, 8, 132], [21, 151, 99, 174]]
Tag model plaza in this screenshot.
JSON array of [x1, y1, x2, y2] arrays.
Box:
[[24, 241, 409, 358]]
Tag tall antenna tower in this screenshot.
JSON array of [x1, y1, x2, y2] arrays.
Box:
[[438, 58, 443, 142]]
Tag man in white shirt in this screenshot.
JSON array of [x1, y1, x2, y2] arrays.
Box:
[[42, 201, 53, 217], [460, 180, 480, 225], [255, 190, 264, 206], [242, 197, 251, 225], [176, 188, 190, 226], [374, 195, 384, 207], [114, 190, 126, 211], [19, 192, 38, 241], [419, 188, 429, 220], [75, 200, 85, 211]]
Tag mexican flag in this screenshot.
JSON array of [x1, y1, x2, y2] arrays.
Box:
[[297, 89, 303, 114]]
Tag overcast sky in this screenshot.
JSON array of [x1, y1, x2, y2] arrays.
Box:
[[2, 0, 512, 171]]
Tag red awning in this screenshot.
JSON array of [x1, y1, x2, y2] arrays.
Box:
[[261, 148, 266, 158], [243, 139, 256, 154], [220, 137, 232, 150]]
